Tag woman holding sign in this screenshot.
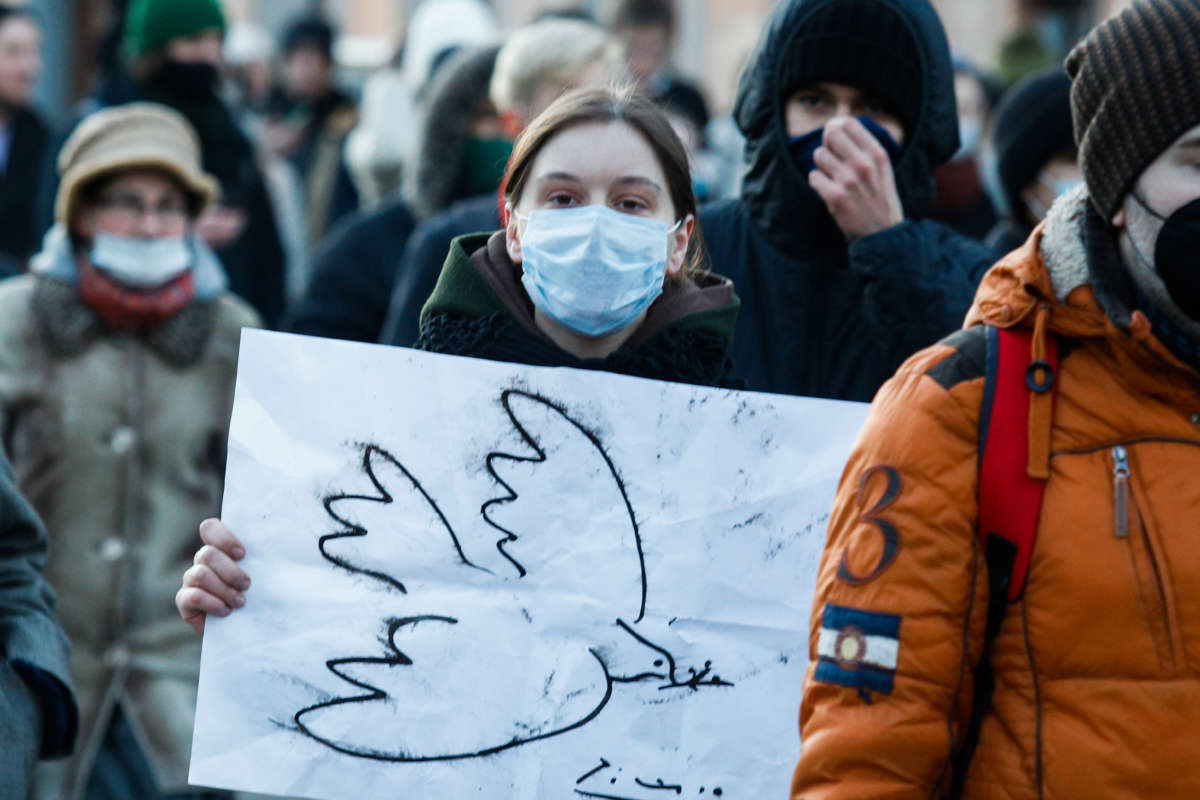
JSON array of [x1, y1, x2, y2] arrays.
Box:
[[178, 85, 742, 630]]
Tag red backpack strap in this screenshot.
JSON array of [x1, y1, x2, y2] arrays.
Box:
[[977, 325, 1059, 601], [950, 324, 1059, 798]]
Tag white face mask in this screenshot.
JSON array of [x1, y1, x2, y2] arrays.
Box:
[[515, 205, 681, 338], [89, 232, 194, 289]]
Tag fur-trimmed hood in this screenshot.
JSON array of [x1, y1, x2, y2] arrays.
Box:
[[405, 44, 502, 220], [1038, 183, 1094, 302]]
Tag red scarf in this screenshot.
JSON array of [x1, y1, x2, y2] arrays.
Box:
[[76, 254, 196, 333]]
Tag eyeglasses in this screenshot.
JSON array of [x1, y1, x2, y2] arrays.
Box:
[[95, 193, 190, 224]]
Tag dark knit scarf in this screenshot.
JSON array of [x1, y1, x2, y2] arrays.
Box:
[[417, 310, 741, 389], [1132, 283, 1200, 374]]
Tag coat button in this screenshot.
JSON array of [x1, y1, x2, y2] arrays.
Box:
[[104, 645, 130, 668], [96, 537, 127, 562], [1191, 413, 1200, 426], [110, 426, 137, 454]]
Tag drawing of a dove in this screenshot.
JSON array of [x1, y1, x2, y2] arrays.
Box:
[[292, 389, 729, 762]]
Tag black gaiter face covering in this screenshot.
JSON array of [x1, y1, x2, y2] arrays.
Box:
[[150, 60, 221, 102], [1131, 193, 1200, 322]]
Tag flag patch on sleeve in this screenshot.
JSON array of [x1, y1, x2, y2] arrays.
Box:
[[814, 604, 901, 695]]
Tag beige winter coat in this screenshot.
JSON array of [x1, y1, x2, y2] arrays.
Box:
[[0, 274, 258, 799]]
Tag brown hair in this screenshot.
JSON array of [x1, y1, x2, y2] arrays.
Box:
[[501, 84, 706, 276]]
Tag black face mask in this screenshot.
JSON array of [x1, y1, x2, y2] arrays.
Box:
[[1131, 193, 1200, 321], [150, 59, 220, 102]]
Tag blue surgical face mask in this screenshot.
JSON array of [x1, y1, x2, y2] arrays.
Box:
[[90, 233, 194, 289], [515, 205, 681, 339], [787, 115, 904, 175], [1049, 178, 1082, 198], [1026, 175, 1084, 221]]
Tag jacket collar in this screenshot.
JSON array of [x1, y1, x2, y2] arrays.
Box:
[[31, 277, 217, 366]]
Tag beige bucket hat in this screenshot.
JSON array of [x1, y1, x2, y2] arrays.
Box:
[[55, 102, 220, 223]]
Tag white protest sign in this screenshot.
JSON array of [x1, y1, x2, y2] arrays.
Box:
[[189, 330, 869, 800]]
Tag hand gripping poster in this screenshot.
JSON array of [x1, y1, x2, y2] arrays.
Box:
[[189, 330, 869, 799]]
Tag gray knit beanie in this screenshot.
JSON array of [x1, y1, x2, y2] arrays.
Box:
[[1066, 0, 1200, 219]]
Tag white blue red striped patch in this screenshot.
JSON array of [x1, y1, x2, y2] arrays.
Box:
[[814, 604, 901, 695]]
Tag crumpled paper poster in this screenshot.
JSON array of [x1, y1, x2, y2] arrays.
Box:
[[189, 330, 869, 799]]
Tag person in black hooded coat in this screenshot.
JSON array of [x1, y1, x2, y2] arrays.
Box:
[[699, 0, 997, 401]]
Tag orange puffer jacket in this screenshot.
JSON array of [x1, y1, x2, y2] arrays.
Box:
[[792, 186, 1200, 799]]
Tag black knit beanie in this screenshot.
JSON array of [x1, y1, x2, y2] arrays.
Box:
[[281, 15, 335, 60], [778, 0, 924, 138], [991, 68, 1074, 214], [1066, 0, 1200, 219]]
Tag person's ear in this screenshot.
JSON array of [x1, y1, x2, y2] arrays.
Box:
[[665, 213, 695, 277], [499, 108, 525, 141], [505, 203, 524, 264]]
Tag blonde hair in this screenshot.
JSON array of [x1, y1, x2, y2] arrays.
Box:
[[489, 19, 625, 115]]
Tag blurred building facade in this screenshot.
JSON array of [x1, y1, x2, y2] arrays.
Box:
[[33, 0, 1134, 121], [241, 0, 1132, 110]]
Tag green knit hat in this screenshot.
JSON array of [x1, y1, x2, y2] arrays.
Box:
[[124, 0, 227, 61]]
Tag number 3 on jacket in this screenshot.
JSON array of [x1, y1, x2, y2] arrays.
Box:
[[837, 465, 902, 585]]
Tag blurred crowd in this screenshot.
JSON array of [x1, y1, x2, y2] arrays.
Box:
[[5, 0, 1200, 798], [0, 0, 1102, 333]]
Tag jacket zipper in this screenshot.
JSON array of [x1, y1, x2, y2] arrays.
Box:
[[1110, 445, 1178, 672], [1111, 446, 1129, 538]]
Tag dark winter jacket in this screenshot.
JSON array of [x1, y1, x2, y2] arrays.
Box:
[[37, 71, 288, 327], [416, 231, 741, 388], [380, 193, 501, 346], [286, 198, 417, 342], [266, 86, 360, 244], [0, 449, 77, 799], [0, 107, 51, 270], [985, 218, 1033, 257], [701, 0, 996, 401]]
